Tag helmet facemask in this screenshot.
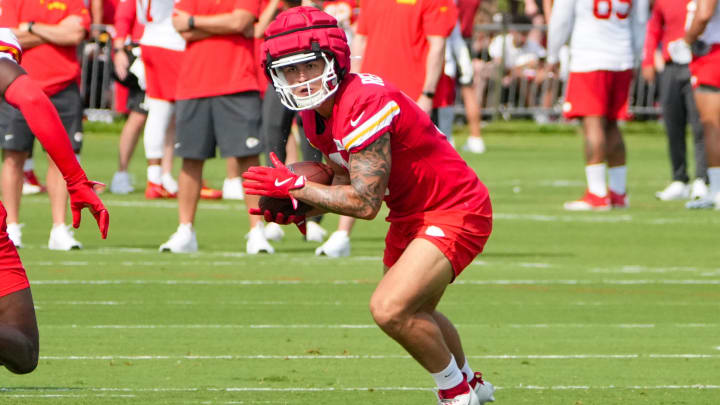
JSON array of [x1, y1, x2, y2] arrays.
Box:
[[269, 51, 339, 111]]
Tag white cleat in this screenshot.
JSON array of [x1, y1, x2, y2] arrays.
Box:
[[159, 224, 198, 253], [162, 173, 179, 195], [305, 220, 327, 242], [689, 178, 709, 201], [48, 224, 82, 251], [22, 182, 43, 195], [222, 177, 245, 200], [7, 223, 23, 248], [315, 230, 350, 257], [470, 373, 496, 404], [247, 223, 274, 254], [462, 136, 486, 154], [110, 171, 134, 194], [438, 387, 481, 405], [263, 222, 285, 242], [656, 181, 689, 201]]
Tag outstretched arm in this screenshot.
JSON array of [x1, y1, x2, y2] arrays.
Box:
[[0, 60, 109, 238]]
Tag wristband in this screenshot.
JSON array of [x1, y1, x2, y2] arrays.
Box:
[[188, 16, 195, 30], [27, 21, 35, 34], [422, 91, 435, 99]]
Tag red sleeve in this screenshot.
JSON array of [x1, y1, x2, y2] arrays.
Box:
[[422, 0, 458, 37], [339, 85, 399, 153], [0, 0, 20, 28], [174, 0, 194, 14], [69, 0, 92, 31], [114, 0, 137, 40], [4, 75, 87, 185], [356, 5, 368, 35], [642, 0, 663, 67], [236, 0, 259, 17]]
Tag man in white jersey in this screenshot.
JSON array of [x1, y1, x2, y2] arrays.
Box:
[[670, 0, 720, 209], [547, 0, 648, 211]]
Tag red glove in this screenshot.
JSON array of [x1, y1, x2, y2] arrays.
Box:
[[67, 179, 109, 239], [249, 208, 307, 235], [242, 152, 306, 209]]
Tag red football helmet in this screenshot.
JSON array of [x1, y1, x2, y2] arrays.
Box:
[[261, 7, 351, 110]]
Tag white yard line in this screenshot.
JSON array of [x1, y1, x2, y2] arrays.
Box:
[[38, 323, 719, 329], [38, 353, 720, 360]]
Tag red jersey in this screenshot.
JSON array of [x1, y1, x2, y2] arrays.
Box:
[[174, 0, 259, 99], [356, 0, 457, 100], [0, 0, 90, 96], [457, 0, 480, 39], [114, 0, 145, 42], [299, 73, 489, 222], [642, 0, 694, 67]]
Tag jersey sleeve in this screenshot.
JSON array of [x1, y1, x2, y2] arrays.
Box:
[[114, 0, 137, 41], [339, 86, 400, 153], [0, 0, 20, 28], [69, 0, 92, 31], [0, 28, 22, 64], [174, 0, 194, 14], [422, 0, 458, 37], [236, 0, 259, 17]]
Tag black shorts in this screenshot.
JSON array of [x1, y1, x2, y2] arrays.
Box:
[[0, 82, 83, 153], [175, 91, 262, 159]]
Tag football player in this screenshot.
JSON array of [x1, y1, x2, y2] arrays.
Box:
[[243, 7, 495, 405], [0, 28, 109, 374], [670, 0, 720, 209], [547, 0, 648, 210]]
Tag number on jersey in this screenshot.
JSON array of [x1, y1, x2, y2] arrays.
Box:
[[358, 73, 384, 86], [593, 0, 632, 20]]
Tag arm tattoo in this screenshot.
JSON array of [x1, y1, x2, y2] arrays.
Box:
[[292, 133, 391, 219]]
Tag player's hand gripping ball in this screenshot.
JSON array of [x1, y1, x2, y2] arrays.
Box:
[[258, 160, 334, 216]]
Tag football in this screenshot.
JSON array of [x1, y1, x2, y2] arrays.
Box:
[[258, 161, 334, 215]]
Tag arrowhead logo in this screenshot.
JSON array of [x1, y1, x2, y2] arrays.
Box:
[[274, 178, 292, 187], [350, 111, 365, 127]]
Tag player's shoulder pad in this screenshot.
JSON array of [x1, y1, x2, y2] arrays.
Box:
[[0, 28, 22, 64]]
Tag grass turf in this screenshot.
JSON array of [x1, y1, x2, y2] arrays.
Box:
[[1, 120, 718, 404]]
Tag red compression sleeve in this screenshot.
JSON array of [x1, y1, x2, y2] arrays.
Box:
[[4, 74, 87, 185]]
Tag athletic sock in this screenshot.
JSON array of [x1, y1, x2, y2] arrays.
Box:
[[23, 158, 34, 172], [460, 357, 474, 382], [585, 163, 608, 197], [431, 355, 465, 391], [162, 173, 178, 194], [608, 165, 627, 195], [147, 165, 162, 185], [708, 167, 720, 198]]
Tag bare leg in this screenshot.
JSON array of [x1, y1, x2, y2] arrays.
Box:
[[370, 238, 456, 372], [178, 158, 204, 224], [605, 120, 626, 167], [235, 155, 261, 228], [695, 92, 720, 167], [582, 116, 607, 164], [460, 85, 482, 139], [0, 288, 39, 374], [117, 111, 146, 172], [161, 117, 176, 176], [1, 150, 28, 224], [45, 159, 68, 225], [337, 215, 355, 234]]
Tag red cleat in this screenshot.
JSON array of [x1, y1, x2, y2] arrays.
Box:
[[609, 190, 629, 208], [563, 190, 611, 211], [23, 169, 46, 194], [145, 181, 177, 199], [200, 184, 222, 200]]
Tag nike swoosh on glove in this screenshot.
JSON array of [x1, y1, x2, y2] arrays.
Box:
[[67, 179, 109, 239], [249, 208, 307, 235], [242, 152, 306, 209]]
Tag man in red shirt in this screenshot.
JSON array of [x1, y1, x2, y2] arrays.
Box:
[[0, 0, 93, 250], [163, 0, 273, 254], [0, 29, 109, 374], [643, 0, 708, 201], [244, 8, 495, 404]]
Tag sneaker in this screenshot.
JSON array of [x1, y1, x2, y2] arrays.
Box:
[[315, 230, 350, 257], [690, 178, 709, 200], [685, 195, 715, 209], [7, 223, 23, 248], [200, 183, 223, 200], [22, 169, 46, 195], [655, 181, 689, 201], [222, 177, 244, 200], [462, 136, 486, 154], [48, 224, 82, 251], [438, 383, 480, 405], [305, 220, 327, 242], [246, 223, 274, 254], [563, 190, 611, 211], [263, 222, 285, 242], [468, 372, 496, 404], [110, 171, 134, 194], [609, 190, 629, 209], [145, 181, 176, 199], [159, 224, 198, 253], [162, 173, 179, 195]]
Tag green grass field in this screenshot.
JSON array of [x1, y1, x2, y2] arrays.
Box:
[[1, 120, 719, 404]]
